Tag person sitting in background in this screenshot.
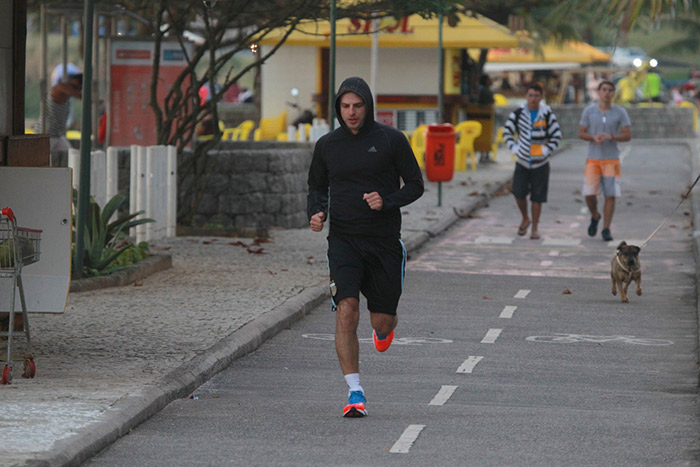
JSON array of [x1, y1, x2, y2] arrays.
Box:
[[238, 87, 254, 103]]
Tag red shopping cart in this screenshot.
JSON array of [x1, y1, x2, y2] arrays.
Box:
[[0, 206, 41, 384]]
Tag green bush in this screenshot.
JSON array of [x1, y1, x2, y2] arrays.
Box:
[[73, 191, 155, 277]]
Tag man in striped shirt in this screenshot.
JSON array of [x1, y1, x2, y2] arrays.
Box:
[[502, 83, 562, 239]]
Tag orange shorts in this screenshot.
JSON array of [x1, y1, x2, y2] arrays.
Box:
[[583, 159, 621, 197]]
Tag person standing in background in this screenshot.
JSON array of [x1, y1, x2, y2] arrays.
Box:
[[34, 73, 83, 151]]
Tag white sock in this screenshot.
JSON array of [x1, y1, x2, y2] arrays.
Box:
[[344, 373, 363, 394]]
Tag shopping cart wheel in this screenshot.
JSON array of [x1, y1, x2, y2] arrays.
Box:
[[22, 354, 36, 379], [1, 364, 12, 385]]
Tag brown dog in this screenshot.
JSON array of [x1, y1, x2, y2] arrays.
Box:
[[611, 241, 642, 303]]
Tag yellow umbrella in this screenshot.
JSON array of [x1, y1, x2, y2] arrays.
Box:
[[567, 41, 611, 62], [260, 13, 521, 49], [472, 40, 610, 64]]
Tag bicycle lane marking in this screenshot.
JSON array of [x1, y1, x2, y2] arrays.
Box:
[[525, 334, 674, 346]]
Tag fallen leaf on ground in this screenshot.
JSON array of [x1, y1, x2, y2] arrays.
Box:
[[562, 289, 572, 294]]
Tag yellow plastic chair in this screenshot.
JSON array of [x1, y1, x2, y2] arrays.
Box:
[[66, 130, 81, 140], [222, 128, 237, 140], [237, 120, 256, 141], [494, 93, 509, 106], [490, 126, 504, 162], [409, 124, 428, 169], [678, 101, 698, 133], [454, 121, 482, 172], [223, 120, 255, 141], [253, 111, 288, 141]]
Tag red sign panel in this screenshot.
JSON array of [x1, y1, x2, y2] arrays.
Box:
[[110, 40, 190, 146], [376, 110, 395, 127]]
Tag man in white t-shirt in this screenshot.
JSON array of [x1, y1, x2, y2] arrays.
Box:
[[579, 80, 631, 242]]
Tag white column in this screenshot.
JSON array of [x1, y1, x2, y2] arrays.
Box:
[[166, 145, 177, 238]]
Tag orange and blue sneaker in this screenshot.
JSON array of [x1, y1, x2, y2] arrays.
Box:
[[343, 390, 367, 418], [373, 329, 395, 352]]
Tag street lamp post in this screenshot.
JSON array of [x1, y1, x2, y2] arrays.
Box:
[[74, 0, 95, 278]]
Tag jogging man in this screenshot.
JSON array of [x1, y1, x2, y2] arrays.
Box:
[[308, 77, 424, 417], [579, 80, 632, 242], [502, 83, 562, 240]]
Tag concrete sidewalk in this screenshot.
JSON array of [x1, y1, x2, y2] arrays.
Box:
[[3, 148, 518, 467]]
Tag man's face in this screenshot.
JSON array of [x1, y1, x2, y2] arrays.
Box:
[[598, 84, 615, 104], [525, 89, 542, 110], [339, 92, 366, 134]]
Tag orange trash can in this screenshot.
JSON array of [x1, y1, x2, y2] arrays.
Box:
[[425, 124, 457, 182]]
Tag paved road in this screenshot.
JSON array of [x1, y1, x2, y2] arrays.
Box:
[[86, 143, 700, 466]]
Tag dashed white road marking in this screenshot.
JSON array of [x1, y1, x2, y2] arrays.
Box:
[[530, 272, 545, 276], [429, 385, 459, 406], [456, 356, 484, 373], [475, 236, 514, 245], [540, 260, 553, 267], [481, 328, 502, 344], [514, 289, 530, 299], [548, 250, 560, 256], [570, 222, 580, 229], [542, 238, 581, 246], [390, 425, 425, 453], [500, 306, 517, 319]]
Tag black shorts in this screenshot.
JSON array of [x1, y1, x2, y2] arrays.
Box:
[[512, 163, 550, 203], [327, 234, 406, 316]]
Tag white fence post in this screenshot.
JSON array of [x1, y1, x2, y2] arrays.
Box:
[[68, 148, 80, 190], [90, 150, 106, 211], [106, 147, 119, 202], [167, 145, 177, 237], [128, 144, 177, 243], [129, 144, 138, 238], [135, 145, 147, 244]]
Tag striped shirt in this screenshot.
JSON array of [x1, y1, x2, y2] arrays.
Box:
[[33, 97, 71, 138], [503, 103, 562, 169]]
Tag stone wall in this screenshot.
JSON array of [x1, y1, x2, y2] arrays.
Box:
[[495, 105, 695, 140], [180, 142, 313, 231]]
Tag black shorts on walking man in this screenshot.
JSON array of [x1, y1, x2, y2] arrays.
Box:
[[307, 77, 424, 418]]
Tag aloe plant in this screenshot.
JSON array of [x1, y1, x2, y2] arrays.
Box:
[[73, 191, 155, 277]]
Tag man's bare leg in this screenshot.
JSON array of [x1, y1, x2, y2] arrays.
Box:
[[603, 196, 615, 230], [516, 198, 530, 233], [530, 201, 542, 238], [370, 312, 397, 338], [335, 298, 360, 374]]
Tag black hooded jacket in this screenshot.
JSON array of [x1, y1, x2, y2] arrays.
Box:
[[307, 77, 424, 238]]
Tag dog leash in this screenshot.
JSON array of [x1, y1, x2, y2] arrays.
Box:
[[640, 171, 700, 248]]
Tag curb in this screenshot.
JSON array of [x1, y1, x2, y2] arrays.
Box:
[[32, 170, 515, 467], [685, 138, 700, 387], [69, 254, 173, 293]]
